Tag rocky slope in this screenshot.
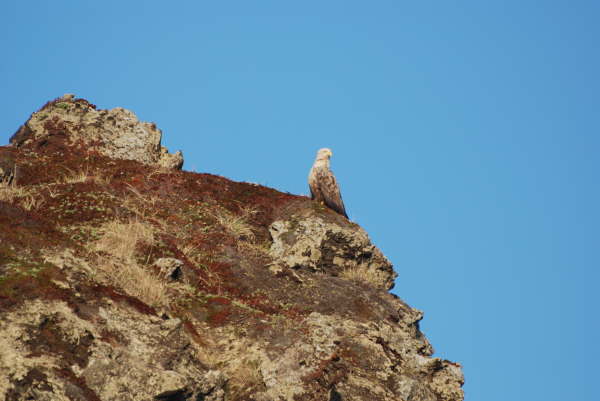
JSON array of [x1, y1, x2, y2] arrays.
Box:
[[0, 95, 464, 401]]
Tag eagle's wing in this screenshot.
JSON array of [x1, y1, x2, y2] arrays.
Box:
[[316, 168, 348, 218]]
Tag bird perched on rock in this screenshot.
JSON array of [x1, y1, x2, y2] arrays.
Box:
[[308, 148, 348, 218]]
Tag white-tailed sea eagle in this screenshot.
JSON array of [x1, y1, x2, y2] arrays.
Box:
[[308, 148, 348, 218]]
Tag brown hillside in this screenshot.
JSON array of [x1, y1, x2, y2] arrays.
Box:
[[0, 95, 463, 401]]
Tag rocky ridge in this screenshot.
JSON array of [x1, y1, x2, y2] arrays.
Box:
[[9, 94, 183, 170], [0, 96, 464, 401]]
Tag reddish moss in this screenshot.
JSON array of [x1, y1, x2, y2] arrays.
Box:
[[207, 307, 232, 327], [92, 285, 157, 316], [182, 320, 207, 346], [202, 296, 237, 327], [207, 296, 232, 306], [238, 293, 279, 315], [0, 201, 70, 252], [280, 305, 311, 322]]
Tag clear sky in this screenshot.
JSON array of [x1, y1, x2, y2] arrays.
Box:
[[1, 2, 597, 400]]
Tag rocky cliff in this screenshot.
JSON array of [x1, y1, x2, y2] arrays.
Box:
[[0, 95, 464, 401]]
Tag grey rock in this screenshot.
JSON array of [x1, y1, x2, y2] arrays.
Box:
[[9, 95, 183, 169], [269, 214, 397, 290], [154, 258, 184, 281]]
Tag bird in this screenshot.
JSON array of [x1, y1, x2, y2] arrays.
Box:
[[308, 148, 348, 218]]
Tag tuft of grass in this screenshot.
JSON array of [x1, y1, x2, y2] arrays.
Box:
[[227, 359, 265, 398], [94, 218, 154, 262], [339, 266, 383, 288], [237, 240, 272, 259], [180, 243, 203, 262], [211, 206, 256, 241], [0, 176, 29, 203], [61, 166, 111, 185], [121, 184, 161, 220], [46, 185, 60, 198], [62, 166, 90, 184], [19, 193, 45, 211], [94, 258, 168, 307], [92, 218, 168, 307], [0, 176, 46, 211]]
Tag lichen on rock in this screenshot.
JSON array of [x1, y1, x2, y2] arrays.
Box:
[[269, 212, 397, 290]]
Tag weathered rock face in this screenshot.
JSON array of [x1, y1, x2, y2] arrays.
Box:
[[0, 96, 463, 401], [0, 298, 226, 401], [269, 213, 397, 290], [9, 94, 183, 170], [253, 311, 463, 401]]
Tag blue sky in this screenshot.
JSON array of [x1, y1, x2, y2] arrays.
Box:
[[1, 2, 597, 400]]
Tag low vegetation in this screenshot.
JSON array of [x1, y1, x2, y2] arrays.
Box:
[[339, 266, 383, 287], [92, 218, 168, 307], [211, 205, 256, 242]]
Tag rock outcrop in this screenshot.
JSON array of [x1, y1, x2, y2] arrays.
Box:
[[9, 94, 183, 170], [269, 212, 397, 290], [0, 96, 464, 400], [0, 299, 227, 401]]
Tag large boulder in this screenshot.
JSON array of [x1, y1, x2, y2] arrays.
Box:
[[9, 94, 183, 170], [269, 213, 397, 290]]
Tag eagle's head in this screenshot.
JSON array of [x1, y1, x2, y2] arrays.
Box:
[[316, 148, 333, 161]]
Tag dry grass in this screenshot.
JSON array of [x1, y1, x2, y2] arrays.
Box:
[[211, 206, 256, 241], [180, 243, 224, 292], [147, 166, 172, 180], [0, 177, 29, 203], [237, 240, 272, 259], [121, 184, 162, 220], [62, 166, 111, 185], [19, 193, 45, 211], [214, 205, 273, 260], [90, 173, 112, 185], [339, 266, 383, 288], [92, 218, 168, 307], [180, 243, 203, 262], [62, 166, 90, 184], [46, 185, 60, 198], [95, 258, 168, 307], [0, 178, 47, 211], [227, 359, 265, 398], [95, 218, 155, 262]]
